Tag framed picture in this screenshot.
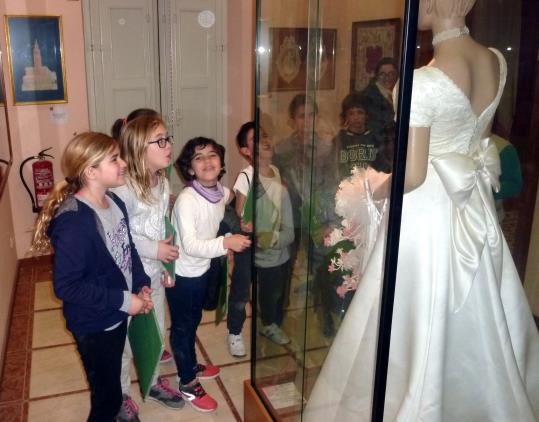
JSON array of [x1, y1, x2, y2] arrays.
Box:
[[350, 19, 401, 92], [5, 15, 67, 105], [269, 27, 336, 91]]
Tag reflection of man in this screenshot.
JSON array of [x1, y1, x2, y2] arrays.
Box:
[[360, 57, 398, 134]]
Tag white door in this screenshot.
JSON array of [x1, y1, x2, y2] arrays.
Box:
[[159, 0, 226, 192], [84, 0, 160, 134]]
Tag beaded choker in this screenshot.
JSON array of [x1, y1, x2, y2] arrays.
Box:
[[432, 26, 470, 46]]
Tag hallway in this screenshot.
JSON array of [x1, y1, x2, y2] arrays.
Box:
[[0, 256, 250, 421]]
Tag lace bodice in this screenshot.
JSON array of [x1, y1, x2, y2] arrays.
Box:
[[409, 48, 507, 157]]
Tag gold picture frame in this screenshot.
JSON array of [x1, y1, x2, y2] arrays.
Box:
[[5, 15, 68, 105]]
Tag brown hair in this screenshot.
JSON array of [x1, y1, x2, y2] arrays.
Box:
[[118, 115, 166, 203], [31, 132, 118, 253], [110, 108, 160, 140]]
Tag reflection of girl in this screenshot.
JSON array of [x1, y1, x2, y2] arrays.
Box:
[[360, 57, 398, 134], [306, 0, 539, 420]]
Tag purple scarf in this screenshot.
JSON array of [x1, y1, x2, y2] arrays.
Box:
[[189, 180, 225, 203]]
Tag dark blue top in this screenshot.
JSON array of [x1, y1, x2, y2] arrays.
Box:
[[48, 191, 150, 335]]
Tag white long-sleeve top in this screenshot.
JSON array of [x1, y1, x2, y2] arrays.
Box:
[[172, 186, 230, 277], [111, 178, 169, 289]]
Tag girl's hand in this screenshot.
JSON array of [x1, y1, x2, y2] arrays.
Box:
[[223, 234, 251, 253], [160, 271, 175, 288], [139, 286, 152, 301], [137, 287, 154, 313], [128, 294, 146, 315], [157, 235, 179, 263]]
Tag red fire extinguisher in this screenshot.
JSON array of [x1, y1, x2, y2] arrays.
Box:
[[19, 147, 54, 213]]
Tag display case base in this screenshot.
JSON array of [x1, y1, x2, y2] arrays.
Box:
[[244, 380, 273, 422]]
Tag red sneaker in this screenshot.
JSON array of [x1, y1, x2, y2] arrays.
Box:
[[194, 363, 220, 380], [179, 380, 217, 412], [160, 350, 173, 364]]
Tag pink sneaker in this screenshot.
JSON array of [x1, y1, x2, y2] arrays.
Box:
[[160, 350, 173, 364], [116, 394, 140, 422], [179, 379, 217, 412], [194, 363, 220, 380]]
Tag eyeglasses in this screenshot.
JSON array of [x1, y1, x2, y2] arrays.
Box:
[[148, 136, 174, 148], [378, 71, 398, 79]]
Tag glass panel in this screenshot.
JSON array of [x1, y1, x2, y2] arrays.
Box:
[[387, 0, 539, 420], [252, 0, 406, 419], [0, 48, 13, 199]]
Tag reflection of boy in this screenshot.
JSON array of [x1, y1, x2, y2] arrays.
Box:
[[333, 93, 380, 180], [227, 122, 295, 357], [274, 95, 332, 278]]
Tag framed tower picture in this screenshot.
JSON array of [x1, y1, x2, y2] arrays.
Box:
[[5, 15, 67, 105]]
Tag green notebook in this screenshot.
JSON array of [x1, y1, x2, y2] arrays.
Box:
[[215, 258, 228, 325], [163, 215, 176, 280], [128, 309, 164, 399]]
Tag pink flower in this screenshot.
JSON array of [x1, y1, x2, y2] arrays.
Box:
[[336, 285, 347, 298], [328, 263, 336, 273]]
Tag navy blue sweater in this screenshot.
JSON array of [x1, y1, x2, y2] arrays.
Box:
[[48, 192, 150, 335]]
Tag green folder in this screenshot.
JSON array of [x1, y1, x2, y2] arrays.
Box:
[[241, 185, 254, 224], [215, 258, 228, 325], [163, 215, 176, 280], [128, 309, 164, 399]]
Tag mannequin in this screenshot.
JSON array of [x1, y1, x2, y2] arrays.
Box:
[[304, 0, 539, 420], [405, 0, 500, 191]]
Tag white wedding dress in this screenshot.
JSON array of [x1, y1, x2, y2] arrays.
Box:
[[305, 49, 539, 421]]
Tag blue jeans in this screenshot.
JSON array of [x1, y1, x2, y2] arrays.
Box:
[[227, 243, 252, 335], [73, 320, 127, 422], [166, 270, 210, 385], [258, 261, 290, 327]]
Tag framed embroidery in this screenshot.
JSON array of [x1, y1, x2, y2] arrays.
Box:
[[350, 18, 401, 91], [268, 27, 336, 91]]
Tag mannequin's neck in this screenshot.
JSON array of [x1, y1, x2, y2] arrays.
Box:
[[431, 17, 467, 37]]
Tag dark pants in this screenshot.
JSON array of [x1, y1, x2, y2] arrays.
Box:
[[227, 244, 252, 335], [73, 320, 127, 422], [166, 270, 210, 385], [258, 262, 290, 327]]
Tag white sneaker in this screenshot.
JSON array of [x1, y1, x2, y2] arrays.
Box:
[[260, 324, 290, 345], [227, 333, 246, 357]]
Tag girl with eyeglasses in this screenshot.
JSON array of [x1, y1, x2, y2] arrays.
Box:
[[112, 114, 184, 420]]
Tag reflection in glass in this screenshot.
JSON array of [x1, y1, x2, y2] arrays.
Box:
[[252, 0, 403, 420], [0, 49, 13, 199], [383, 0, 539, 421]]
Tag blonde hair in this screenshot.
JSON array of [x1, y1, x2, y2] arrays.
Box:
[[31, 132, 118, 253], [119, 115, 166, 203], [432, 0, 476, 18]]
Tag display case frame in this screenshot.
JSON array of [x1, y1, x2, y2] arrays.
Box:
[[245, 0, 419, 421]]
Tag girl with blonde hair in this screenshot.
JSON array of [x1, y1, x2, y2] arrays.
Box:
[[32, 132, 152, 422], [112, 114, 184, 419]]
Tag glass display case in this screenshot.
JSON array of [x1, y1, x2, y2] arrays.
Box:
[[244, 0, 410, 420], [245, 0, 539, 421]]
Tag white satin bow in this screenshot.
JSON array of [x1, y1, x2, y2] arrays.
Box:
[[431, 138, 502, 312]]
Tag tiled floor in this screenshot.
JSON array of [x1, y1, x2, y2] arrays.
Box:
[[0, 257, 253, 422]]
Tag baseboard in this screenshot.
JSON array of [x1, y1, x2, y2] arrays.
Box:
[[0, 260, 21, 381], [18, 253, 53, 267]]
